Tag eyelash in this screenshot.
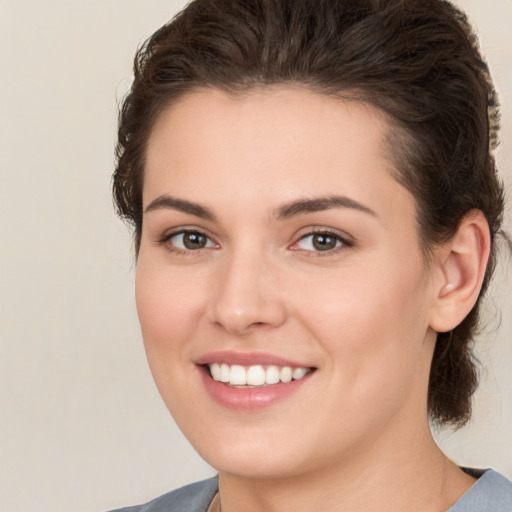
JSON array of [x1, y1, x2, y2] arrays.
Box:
[[158, 228, 354, 256], [291, 229, 354, 256]]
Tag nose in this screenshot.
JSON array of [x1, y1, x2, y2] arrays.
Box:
[[207, 248, 287, 335]]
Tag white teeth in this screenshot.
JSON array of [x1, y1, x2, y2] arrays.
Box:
[[246, 365, 266, 386], [229, 365, 247, 385], [208, 363, 311, 386], [220, 363, 230, 382], [280, 366, 293, 383], [266, 365, 280, 384], [292, 367, 308, 380], [210, 363, 221, 381]]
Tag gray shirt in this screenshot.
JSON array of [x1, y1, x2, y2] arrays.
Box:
[[448, 468, 512, 511], [108, 469, 512, 511]]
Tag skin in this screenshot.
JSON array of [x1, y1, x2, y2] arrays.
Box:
[[136, 87, 487, 511]]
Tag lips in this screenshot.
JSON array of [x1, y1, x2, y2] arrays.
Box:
[[196, 351, 316, 410]]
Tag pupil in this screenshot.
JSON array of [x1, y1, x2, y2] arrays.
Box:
[[184, 232, 206, 249], [313, 234, 336, 251]]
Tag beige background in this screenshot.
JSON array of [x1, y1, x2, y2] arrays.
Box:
[[0, 1, 510, 511]]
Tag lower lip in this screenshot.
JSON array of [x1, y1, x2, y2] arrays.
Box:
[[198, 367, 313, 411]]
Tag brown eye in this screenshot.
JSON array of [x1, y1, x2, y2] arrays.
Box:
[[168, 230, 215, 251], [294, 231, 348, 253], [311, 233, 339, 251], [183, 232, 207, 249]]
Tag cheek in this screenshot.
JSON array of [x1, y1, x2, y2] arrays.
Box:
[[135, 259, 203, 344], [134, 261, 207, 419], [134, 259, 208, 401], [299, 253, 428, 331], [295, 253, 432, 387]]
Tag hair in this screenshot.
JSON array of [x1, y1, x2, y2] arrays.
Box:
[[113, 0, 505, 427]]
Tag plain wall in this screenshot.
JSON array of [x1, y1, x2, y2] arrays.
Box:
[[0, 1, 510, 511]]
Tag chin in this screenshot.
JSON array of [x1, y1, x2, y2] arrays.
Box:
[[183, 421, 330, 481], [204, 450, 306, 480]]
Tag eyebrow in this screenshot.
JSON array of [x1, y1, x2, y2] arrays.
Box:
[[144, 194, 378, 221], [273, 195, 378, 220], [145, 195, 216, 220]]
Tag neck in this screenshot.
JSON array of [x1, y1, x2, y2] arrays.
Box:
[[217, 423, 475, 512]]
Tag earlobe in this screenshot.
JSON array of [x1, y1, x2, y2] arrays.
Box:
[[429, 210, 491, 333]]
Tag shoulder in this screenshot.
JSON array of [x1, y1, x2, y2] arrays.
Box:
[[448, 469, 512, 512], [106, 477, 219, 512]]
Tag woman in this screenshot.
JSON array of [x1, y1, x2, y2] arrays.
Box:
[[109, 0, 512, 510]]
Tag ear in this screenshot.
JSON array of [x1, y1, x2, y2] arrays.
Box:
[[429, 210, 491, 333]]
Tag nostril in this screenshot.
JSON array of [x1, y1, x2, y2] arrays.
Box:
[[249, 321, 268, 329]]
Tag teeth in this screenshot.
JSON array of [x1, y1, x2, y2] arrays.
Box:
[[266, 365, 280, 384], [210, 363, 221, 381], [220, 363, 230, 383], [280, 366, 293, 383], [247, 365, 266, 386], [230, 365, 247, 385], [292, 367, 308, 379], [208, 363, 311, 386]]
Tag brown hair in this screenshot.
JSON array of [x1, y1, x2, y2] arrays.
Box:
[[113, 0, 505, 427]]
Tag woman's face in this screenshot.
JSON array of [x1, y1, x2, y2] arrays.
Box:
[[137, 87, 440, 479]]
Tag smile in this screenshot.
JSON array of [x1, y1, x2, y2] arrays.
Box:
[[208, 363, 311, 387], [196, 352, 316, 410]]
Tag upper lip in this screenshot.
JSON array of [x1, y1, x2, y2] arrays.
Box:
[[195, 351, 314, 368]]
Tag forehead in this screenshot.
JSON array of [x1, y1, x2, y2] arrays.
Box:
[[144, 86, 414, 223], [147, 86, 391, 154]]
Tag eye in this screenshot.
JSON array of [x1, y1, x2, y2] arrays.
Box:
[[292, 231, 351, 253], [165, 230, 217, 251]]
